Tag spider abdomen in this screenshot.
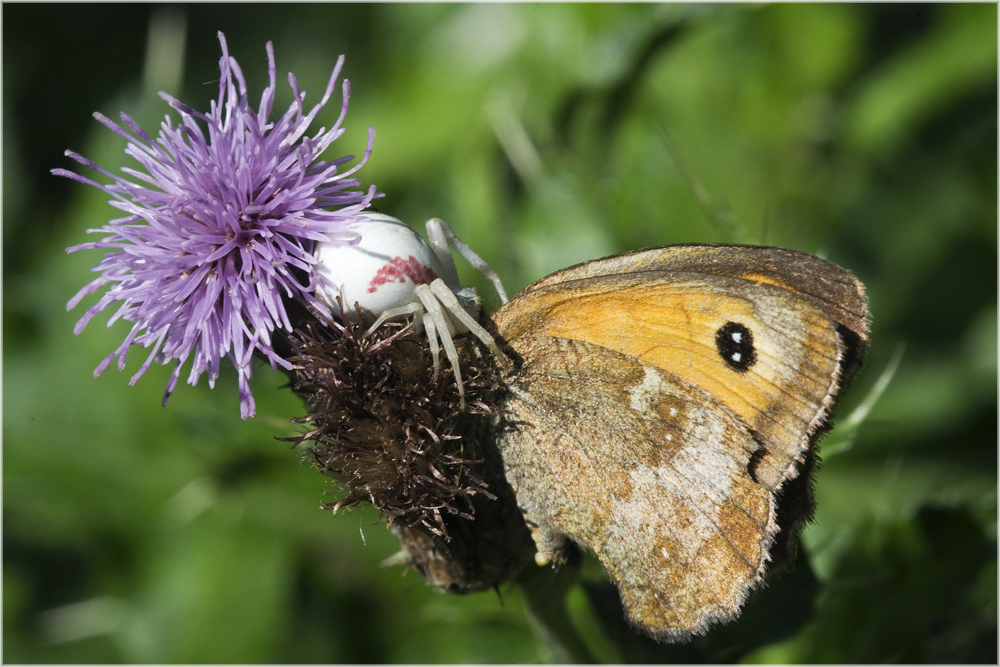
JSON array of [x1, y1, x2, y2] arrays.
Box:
[[314, 214, 447, 318]]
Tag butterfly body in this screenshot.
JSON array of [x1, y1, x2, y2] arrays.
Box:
[[491, 243, 869, 641]]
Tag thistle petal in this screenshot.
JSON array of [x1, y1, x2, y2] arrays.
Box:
[[55, 33, 381, 418]]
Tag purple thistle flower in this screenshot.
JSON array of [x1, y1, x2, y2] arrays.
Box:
[[54, 32, 378, 419]]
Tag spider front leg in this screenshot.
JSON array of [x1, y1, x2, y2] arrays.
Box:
[[427, 280, 500, 357], [415, 283, 467, 407], [425, 218, 508, 305], [420, 308, 442, 382]]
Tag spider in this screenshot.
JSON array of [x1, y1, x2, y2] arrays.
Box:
[[313, 213, 508, 407]]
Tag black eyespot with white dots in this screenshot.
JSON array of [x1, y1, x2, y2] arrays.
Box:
[[716, 322, 756, 372]]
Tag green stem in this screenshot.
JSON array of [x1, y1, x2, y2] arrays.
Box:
[[516, 563, 596, 664]]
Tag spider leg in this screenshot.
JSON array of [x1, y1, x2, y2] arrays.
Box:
[[433, 308, 465, 409], [428, 279, 500, 357], [366, 302, 424, 338], [426, 218, 509, 304], [416, 283, 466, 408], [421, 310, 441, 377], [424, 219, 462, 287]]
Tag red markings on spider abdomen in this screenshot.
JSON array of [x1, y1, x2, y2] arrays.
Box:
[[368, 256, 439, 293]]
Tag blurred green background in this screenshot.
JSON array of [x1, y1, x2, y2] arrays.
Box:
[[4, 3, 996, 663]]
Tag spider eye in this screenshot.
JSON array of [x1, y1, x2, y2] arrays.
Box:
[[314, 214, 446, 318]]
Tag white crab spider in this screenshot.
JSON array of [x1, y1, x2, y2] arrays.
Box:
[[313, 213, 508, 407]]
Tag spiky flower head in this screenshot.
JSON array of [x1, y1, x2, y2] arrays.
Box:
[[281, 306, 535, 592], [55, 32, 377, 419], [286, 309, 495, 537]]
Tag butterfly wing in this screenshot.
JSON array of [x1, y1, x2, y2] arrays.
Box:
[[493, 244, 869, 640], [501, 335, 775, 641], [515, 243, 870, 341]]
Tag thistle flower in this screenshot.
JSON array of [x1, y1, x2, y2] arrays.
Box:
[[284, 309, 536, 592], [55, 32, 377, 419], [286, 308, 494, 536]]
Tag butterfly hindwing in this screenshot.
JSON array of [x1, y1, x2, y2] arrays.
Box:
[[500, 335, 775, 641]]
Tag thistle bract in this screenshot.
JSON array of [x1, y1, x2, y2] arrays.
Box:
[[55, 32, 377, 419]]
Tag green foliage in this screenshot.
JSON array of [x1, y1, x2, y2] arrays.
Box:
[[4, 3, 995, 663]]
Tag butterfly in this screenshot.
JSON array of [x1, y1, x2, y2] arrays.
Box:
[[488, 243, 870, 641]]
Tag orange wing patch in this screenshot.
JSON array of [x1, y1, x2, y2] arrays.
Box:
[[497, 278, 844, 488], [735, 272, 795, 292]]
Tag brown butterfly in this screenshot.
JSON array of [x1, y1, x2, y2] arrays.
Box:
[[490, 243, 869, 641]]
